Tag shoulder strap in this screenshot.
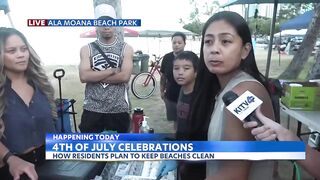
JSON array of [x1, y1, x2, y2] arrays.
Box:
[[90, 42, 113, 65]]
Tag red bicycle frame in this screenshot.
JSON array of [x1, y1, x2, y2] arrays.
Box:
[[143, 61, 161, 86]]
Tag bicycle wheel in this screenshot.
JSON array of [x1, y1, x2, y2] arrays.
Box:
[[131, 72, 157, 99]]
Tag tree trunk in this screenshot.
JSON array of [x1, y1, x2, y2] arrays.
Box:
[[279, 4, 320, 79], [308, 49, 320, 79], [93, 0, 124, 42]]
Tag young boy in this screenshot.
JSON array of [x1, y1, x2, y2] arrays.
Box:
[[173, 51, 205, 180], [157, 51, 203, 180], [173, 51, 199, 140]]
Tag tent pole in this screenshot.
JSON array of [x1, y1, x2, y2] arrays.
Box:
[[279, 31, 281, 66], [7, 12, 14, 28], [265, 0, 278, 78], [246, 4, 250, 21]]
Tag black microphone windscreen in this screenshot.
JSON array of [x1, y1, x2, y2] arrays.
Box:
[[222, 91, 239, 106]]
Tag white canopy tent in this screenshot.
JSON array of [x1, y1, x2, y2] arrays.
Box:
[[274, 29, 307, 37]]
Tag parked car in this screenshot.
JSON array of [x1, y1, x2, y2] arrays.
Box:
[[312, 39, 320, 54]]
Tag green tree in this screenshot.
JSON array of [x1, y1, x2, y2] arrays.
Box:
[[248, 3, 312, 36], [183, 21, 203, 35], [180, 0, 220, 35], [278, 3, 314, 24], [308, 49, 320, 79], [248, 17, 278, 36]]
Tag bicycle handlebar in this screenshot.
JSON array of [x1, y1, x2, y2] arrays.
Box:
[[152, 54, 162, 62]]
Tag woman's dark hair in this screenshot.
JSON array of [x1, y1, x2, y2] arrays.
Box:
[[171, 32, 186, 43], [0, 27, 57, 128], [187, 11, 268, 140], [174, 51, 199, 71]]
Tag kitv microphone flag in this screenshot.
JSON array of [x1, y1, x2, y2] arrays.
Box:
[[224, 90, 262, 121]]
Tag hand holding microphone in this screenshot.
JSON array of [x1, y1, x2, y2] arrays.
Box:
[[243, 106, 299, 141], [243, 105, 320, 179], [222, 90, 298, 141], [222, 91, 320, 179]]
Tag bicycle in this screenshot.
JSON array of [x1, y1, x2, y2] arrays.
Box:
[[131, 55, 163, 99]]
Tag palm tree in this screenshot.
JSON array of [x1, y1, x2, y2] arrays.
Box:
[[93, 0, 124, 42], [308, 49, 320, 79], [279, 3, 320, 79]]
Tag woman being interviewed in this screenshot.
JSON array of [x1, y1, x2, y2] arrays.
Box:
[[188, 11, 275, 180], [0, 27, 57, 180]]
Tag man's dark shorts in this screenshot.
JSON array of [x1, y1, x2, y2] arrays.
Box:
[[79, 110, 130, 133]]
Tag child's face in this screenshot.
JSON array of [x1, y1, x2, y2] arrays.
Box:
[[203, 20, 250, 75], [173, 59, 196, 86]]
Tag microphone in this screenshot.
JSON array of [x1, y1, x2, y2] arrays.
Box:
[[20, 173, 31, 180], [222, 91, 239, 106], [222, 90, 263, 126]]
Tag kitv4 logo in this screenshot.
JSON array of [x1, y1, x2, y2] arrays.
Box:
[[233, 96, 255, 115], [226, 91, 262, 121]]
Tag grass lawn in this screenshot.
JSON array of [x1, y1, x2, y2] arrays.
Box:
[[254, 49, 315, 79]]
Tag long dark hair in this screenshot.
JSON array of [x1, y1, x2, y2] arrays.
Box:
[[187, 11, 268, 140], [0, 28, 57, 137]]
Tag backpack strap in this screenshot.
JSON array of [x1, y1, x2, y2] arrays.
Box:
[[90, 42, 113, 66]]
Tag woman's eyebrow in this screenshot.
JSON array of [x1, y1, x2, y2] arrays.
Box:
[[205, 32, 235, 37], [218, 32, 235, 37]]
